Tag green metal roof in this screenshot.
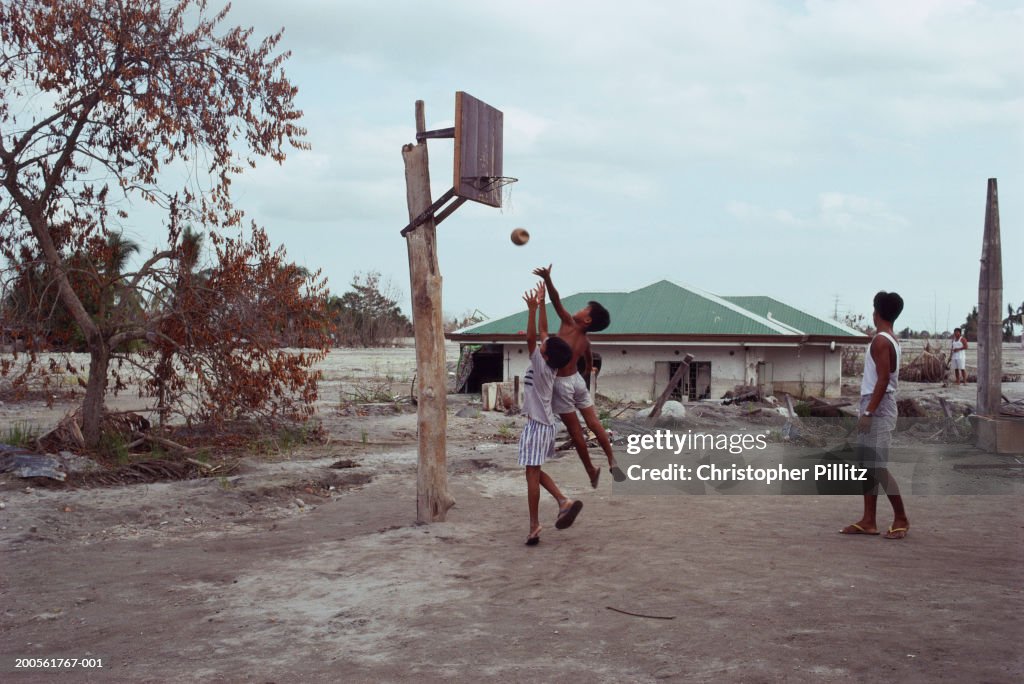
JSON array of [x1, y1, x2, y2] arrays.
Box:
[[456, 280, 861, 338], [724, 296, 864, 337]]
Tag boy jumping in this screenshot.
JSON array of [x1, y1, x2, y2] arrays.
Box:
[[518, 283, 583, 546], [532, 264, 625, 485]]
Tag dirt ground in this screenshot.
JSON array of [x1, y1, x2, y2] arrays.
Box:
[[1, 345, 1023, 683]]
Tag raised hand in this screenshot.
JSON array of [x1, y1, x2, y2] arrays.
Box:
[[535, 281, 546, 303], [532, 264, 552, 280], [523, 287, 538, 308]]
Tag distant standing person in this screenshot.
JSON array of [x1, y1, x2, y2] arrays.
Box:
[[950, 328, 968, 386], [840, 291, 910, 540]]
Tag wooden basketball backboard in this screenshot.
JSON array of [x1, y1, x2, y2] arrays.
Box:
[[453, 91, 504, 207]]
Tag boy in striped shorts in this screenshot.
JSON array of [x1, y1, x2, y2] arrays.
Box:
[[519, 283, 583, 546]]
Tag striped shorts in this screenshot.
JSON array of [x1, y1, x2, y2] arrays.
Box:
[[518, 418, 555, 466]]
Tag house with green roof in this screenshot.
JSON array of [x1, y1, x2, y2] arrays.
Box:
[[448, 280, 867, 401]]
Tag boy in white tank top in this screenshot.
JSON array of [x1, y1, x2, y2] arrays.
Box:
[[840, 291, 910, 540]]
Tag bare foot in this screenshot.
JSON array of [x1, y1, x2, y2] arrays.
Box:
[[589, 467, 601, 489], [525, 525, 542, 546], [839, 522, 879, 535]]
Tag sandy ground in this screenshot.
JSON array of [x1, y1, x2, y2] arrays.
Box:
[[1, 344, 1023, 682]]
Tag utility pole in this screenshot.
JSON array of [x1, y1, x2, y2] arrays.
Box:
[[976, 178, 1002, 418]]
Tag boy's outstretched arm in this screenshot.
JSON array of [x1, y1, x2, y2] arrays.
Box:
[[536, 282, 549, 340], [532, 264, 573, 324], [523, 287, 538, 354]]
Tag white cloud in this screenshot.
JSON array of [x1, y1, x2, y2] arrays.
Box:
[[727, 192, 910, 234], [67, 0, 1022, 334]]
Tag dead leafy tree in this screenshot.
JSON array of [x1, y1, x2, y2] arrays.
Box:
[[142, 227, 330, 427], [0, 0, 322, 447], [840, 312, 871, 377]]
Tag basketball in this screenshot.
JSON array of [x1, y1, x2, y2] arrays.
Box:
[[511, 227, 530, 246]]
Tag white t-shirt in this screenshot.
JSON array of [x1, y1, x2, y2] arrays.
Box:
[[521, 347, 557, 425]]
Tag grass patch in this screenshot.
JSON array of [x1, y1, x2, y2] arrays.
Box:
[[98, 432, 133, 465], [497, 421, 517, 441], [2, 421, 40, 448], [249, 419, 327, 457]]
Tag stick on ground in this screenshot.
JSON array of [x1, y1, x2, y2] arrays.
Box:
[[606, 606, 676, 620]]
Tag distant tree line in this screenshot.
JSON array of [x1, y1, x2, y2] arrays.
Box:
[[323, 273, 488, 346], [327, 272, 411, 347], [957, 301, 1023, 341], [845, 299, 1024, 342]]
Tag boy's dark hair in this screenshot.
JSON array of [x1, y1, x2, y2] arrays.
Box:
[[586, 300, 610, 332], [873, 291, 904, 323], [544, 336, 572, 370], [954, 327, 962, 333]]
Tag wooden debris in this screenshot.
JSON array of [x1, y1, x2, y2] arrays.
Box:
[[722, 385, 760, 405], [899, 350, 947, 383], [803, 396, 851, 418], [897, 398, 927, 418], [330, 459, 360, 469], [1001, 404, 1024, 418], [71, 459, 231, 487], [938, 397, 963, 438], [132, 432, 194, 455], [649, 354, 693, 419], [785, 395, 799, 419]]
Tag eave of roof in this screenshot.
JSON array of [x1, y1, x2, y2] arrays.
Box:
[[448, 332, 871, 345], [455, 280, 867, 341]]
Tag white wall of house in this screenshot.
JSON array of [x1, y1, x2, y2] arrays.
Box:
[[499, 341, 845, 401], [755, 345, 844, 398]]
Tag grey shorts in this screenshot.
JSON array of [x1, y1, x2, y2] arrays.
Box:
[[857, 393, 897, 468], [552, 373, 594, 415]]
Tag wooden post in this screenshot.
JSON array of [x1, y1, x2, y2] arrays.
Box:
[[784, 394, 799, 420], [977, 178, 1003, 417], [650, 354, 693, 418], [402, 100, 454, 523]]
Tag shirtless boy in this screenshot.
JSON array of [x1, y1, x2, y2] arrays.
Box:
[[532, 264, 625, 484]]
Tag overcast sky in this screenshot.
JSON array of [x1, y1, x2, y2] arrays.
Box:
[[138, 0, 1024, 333]]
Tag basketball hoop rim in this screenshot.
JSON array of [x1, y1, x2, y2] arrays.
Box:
[[463, 175, 518, 191]]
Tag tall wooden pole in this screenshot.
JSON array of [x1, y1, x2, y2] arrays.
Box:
[[977, 178, 1002, 418], [402, 101, 454, 522]]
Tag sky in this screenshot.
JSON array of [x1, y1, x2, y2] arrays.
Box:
[[131, 0, 1024, 333]]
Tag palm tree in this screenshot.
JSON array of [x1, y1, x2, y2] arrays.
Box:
[[150, 226, 206, 425]]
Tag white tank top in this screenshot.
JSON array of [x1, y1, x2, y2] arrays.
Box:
[[861, 331, 900, 396]]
